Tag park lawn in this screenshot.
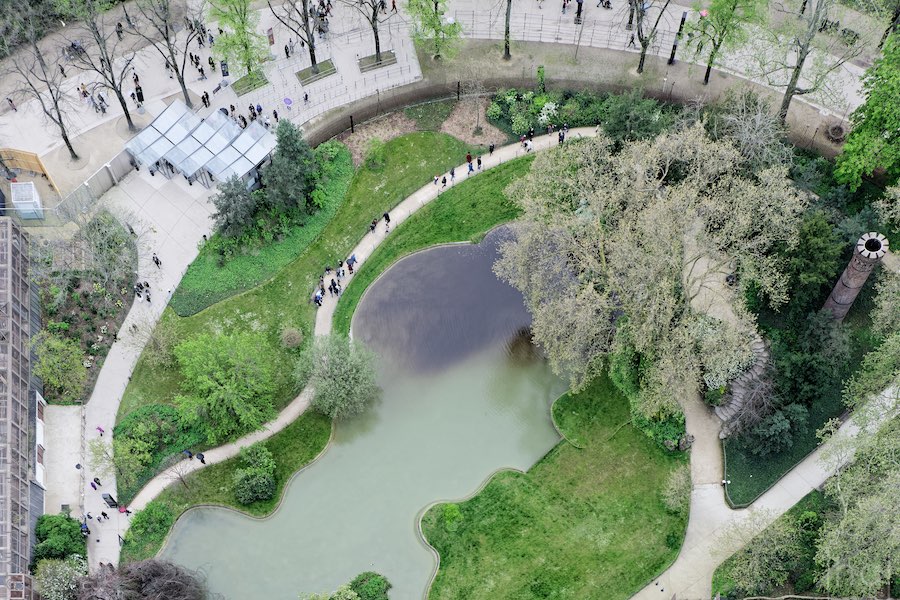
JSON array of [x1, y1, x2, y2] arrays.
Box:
[[170, 144, 354, 316], [117, 132, 475, 420], [332, 155, 533, 334], [120, 411, 332, 563], [421, 376, 688, 600], [404, 99, 457, 130]]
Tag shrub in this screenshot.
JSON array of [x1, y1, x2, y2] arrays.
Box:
[[297, 336, 380, 420], [233, 443, 277, 505], [33, 515, 85, 564], [662, 463, 691, 517], [486, 101, 502, 121], [442, 503, 463, 532], [33, 555, 87, 600], [280, 326, 304, 349], [124, 502, 175, 554], [741, 403, 809, 457], [31, 331, 87, 403], [349, 572, 392, 600]]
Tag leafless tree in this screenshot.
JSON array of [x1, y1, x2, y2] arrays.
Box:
[[724, 364, 778, 437], [4, 8, 81, 160], [627, 0, 673, 73], [339, 0, 389, 64], [129, 0, 206, 109], [59, 0, 140, 132], [267, 0, 320, 73], [708, 88, 794, 173], [78, 559, 212, 600], [461, 77, 487, 132]]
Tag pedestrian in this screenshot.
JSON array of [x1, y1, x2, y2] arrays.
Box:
[[285, 44, 290, 58], [468, 160, 474, 174], [135, 85, 144, 106], [466, 152, 472, 165], [304, 92, 309, 104], [94, 477, 102, 487], [489, 142, 495, 155], [558, 130, 565, 144], [230, 104, 236, 116], [96, 426, 105, 436], [132, 72, 139, 85], [145, 292, 151, 303], [208, 56, 214, 69], [59, 64, 67, 78], [86, 513, 93, 520], [347, 254, 357, 274], [6, 97, 15, 112], [450, 167, 455, 182], [433, 174, 439, 185], [264, 115, 271, 128], [563, 122, 569, 134], [152, 253, 161, 268], [391, 0, 397, 11], [273, 109, 279, 122], [199, 66, 206, 80], [197, 452, 206, 464], [101, 511, 109, 520], [90, 481, 97, 490], [477, 156, 482, 170], [116, 22, 124, 40], [182, 449, 194, 459], [289, 38, 296, 54], [256, 103, 262, 114], [383, 211, 390, 232], [562, 0, 568, 12], [370, 218, 378, 233], [528, 127, 535, 140], [240, 115, 247, 128], [209, 32, 215, 45]]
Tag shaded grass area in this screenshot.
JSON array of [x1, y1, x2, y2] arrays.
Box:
[[232, 70, 269, 96], [421, 376, 687, 600], [297, 59, 337, 85], [332, 156, 533, 334], [404, 99, 457, 130], [170, 145, 354, 316], [118, 132, 475, 423], [120, 411, 332, 563], [712, 491, 834, 598], [723, 282, 879, 506]]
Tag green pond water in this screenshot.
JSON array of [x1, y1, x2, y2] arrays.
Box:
[[162, 229, 565, 599]]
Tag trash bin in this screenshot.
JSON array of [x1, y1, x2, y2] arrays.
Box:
[[102, 493, 119, 508]]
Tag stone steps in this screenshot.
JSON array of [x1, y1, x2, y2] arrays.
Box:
[[715, 334, 770, 438]]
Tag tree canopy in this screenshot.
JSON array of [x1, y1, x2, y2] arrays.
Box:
[[297, 336, 380, 420], [264, 120, 320, 214]]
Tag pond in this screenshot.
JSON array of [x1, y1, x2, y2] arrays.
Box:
[[161, 228, 565, 599]]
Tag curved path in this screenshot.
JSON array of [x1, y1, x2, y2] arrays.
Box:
[[128, 128, 597, 510]]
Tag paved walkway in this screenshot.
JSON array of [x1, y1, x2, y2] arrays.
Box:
[[128, 128, 594, 522]]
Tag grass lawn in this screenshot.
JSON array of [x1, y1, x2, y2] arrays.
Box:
[[232, 70, 269, 96], [332, 156, 532, 334], [118, 132, 475, 424], [404, 99, 457, 131], [421, 376, 688, 600], [297, 59, 337, 85], [120, 411, 332, 563], [170, 144, 354, 316]]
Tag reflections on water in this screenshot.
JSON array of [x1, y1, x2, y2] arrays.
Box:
[[162, 228, 564, 599]]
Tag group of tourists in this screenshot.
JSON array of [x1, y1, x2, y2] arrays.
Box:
[[314, 255, 357, 306]]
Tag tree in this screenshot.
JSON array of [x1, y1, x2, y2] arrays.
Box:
[[685, 0, 767, 85], [628, 0, 673, 73], [718, 511, 806, 595], [233, 443, 277, 504], [816, 417, 900, 596], [661, 463, 691, 518], [210, 175, 262, 238], [4, 6, 81, 159], [33, 515, 86, 563], [834, 33, 900, 191], [57, 0, 139, 132], [264, 120, 319, 214], [34, 555, 87, 600], [296, 335, 380, 420], [503, 0, 512, 60], [408, 0, 462, 59], [78, 559, 209, 600], [339, 0, 388, 64], [707, 89, 793, 172], [88, 436, 147, 493], [174, 332, 276, 444], [303, 585, 360, 600], [130, 0, 206, 108], [747, 0, 867, 122], [31, 331, 87, 403], [349, 572, 392, 600], [268, 0, 319, 73], [209, 0, 268, 74]]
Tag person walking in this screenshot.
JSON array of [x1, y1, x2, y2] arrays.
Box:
[[94, 477, 102, 486], [489, 142, 495, 155], [135, 85, 144, 106], [90, 481, 97, 490], [116, 22, 124, 40], [441, 175, 447, 188], [100, 511, 109, 520], [197, 453, 206, 464], [152, 253, 161, 268], [450, 167, 455, 182], [304, 92, 309, 104], [199, 66, 206, 80], [96, 426, 105, 436], [273, 109, 279, 122], [391, 0, 397, 11], [369, 218, 378, 233], [289, 38, 296, 54], [383, 211, 391, 232], [208, 56, 214, 70], [285, 44, 290, 58], [145, 292, 151, 303], [182, 449, 194, 459], [6, 98, 16, 112], [477, 155, 482, 170], [132, 72, 140, 86]]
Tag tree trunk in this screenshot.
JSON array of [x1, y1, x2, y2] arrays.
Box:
[[373, 20, 382, 63], [176, 72, 193, 108], [309, 41, 319, 73], [503, 0, 512, 59], [115, 89, 137, 132], [703, 41, 721, 84], [637, 45, 648, 73], [880, 3, 900, 48], [61, 129, 79, 161], [779, 59, 805, 123]]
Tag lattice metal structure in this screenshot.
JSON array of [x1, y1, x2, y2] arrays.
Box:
[[0, 218, 35, 600]]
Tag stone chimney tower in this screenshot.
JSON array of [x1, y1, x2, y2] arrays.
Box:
[[823, 232, 889, 321]]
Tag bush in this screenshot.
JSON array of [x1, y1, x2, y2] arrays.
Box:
[[442, 503, 463, 532], [233, 443, 277, 505], [123, 502, 175, 556], [280, 327, 304, 349], [33, 515, 85, 564], [349, 572, 392, 600], [297, 336, 380, 420], [741, 403, 809, 457], [31, 331, 87, 403], [33, 555, 87, 600], [662, 463, 691, 517]]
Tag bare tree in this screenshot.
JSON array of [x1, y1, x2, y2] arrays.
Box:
[[58, 0, 140, 132], [339, 0, 389, 64], [4, 8, 81, 160], [129, 0, 205, 109], [79, 559, 212, 600], [461, 77, 487, 132], [628, 0, 672, 73], [267, 0, 320, 73]]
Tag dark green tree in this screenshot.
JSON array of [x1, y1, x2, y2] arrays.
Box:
[[263, 120, 319, 214], [210, 175, 262, 238], [33, 515, 86, 563], [233, 443, 277, 505]]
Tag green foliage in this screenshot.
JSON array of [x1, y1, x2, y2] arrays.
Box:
[[662, 463, 691, 518], [174, 332, 276, 444], [171, 142, 353, 316], [208, 0, 268, 74], [31, 331, 86, 403], [33, 555, 87, 600], [779, 210, 844, 319], [348, 572, 392, 600], [364, 138, 386, 171], [442, 503, 462, 531], [332, 157, 531, 334], [685, 0, 767, 78], [297, 335, 379, 420], [403, 100, 457, 130], [265, 120, 319, 214], [835, 33, 900, 191], [843, 331, 900, 410], [33, 515, 86, 564], [121, 501, 176, 562], [536, 65, 545, 92], [407, 0, 462, 58], [423, 376, 687, 600], [210, 175, 261, 239], [234, 443, 278, 505], [741, 403, 809, 457]]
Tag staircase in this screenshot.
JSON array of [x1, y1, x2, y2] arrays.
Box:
[[714, 334, 769, 439]]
